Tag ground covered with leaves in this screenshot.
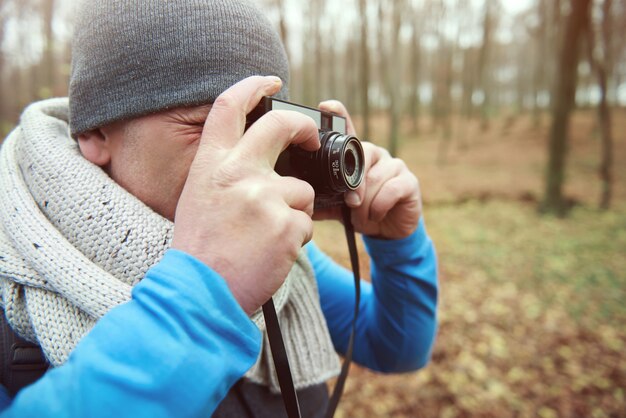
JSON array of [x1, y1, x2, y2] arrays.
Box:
[[313, 111, 626, 417]]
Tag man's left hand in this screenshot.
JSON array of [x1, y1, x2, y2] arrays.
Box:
[[314, 100, 422, 240]]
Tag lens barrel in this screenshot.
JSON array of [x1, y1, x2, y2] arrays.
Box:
[[319, 132, 364, 193]]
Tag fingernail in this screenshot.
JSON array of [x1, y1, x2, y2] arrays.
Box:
[[345, 191, 361, 206], [266, 76, 282, 85]]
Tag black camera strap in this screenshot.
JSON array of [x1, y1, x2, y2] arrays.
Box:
[[262, 204, 361, 418]]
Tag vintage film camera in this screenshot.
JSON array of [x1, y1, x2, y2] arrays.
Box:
[[246, 97, 365, 209]]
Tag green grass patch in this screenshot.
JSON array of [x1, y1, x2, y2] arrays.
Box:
[[426, 200, 626, 327]]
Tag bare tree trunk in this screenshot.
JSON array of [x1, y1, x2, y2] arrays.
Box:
[[477, 0, 493, 131], [0, 0, 10, 131], [301, 3, 314, 105], [274, 0, 288, 61], [436, 43, 453, 165], [326, 41, 337, 103], [41, 0, 56, 97], [409, 14, 421, 134], [272, 0, 294, 98], [587, 0, 614, 209], [387, 0, 404, 157], [460, 47, 476, 118], [596, 71, 613, 211], [358, 0, 370, 140], [515, 48, 526, 115], [345, 38, 358, 114], [312, 0, 326, 105], [377, 0, 386, 110], [532, 0, 548, 128], [541, 0, 592, 215], [544, 0, 563, 111]]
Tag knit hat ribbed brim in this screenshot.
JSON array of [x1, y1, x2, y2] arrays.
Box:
[[69, 0, 289, 136]]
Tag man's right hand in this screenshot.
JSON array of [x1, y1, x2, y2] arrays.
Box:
[[171, 76, 320, 315]]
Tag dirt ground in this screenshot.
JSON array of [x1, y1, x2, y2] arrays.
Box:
[[313, 109, 626, 417]]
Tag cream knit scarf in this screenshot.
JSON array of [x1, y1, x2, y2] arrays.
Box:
[[0, 98, 339, 392]]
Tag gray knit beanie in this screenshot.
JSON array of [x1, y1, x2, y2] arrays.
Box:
[[69, 0, 289, 136]]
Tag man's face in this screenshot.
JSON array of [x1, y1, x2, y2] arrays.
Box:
[[78, 105, 212, 221]]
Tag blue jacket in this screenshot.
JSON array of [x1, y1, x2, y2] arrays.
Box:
[[0, 219, 437, 417]]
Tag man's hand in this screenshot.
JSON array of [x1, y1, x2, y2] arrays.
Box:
[[172, 76, 320, 315], [315, 100, 422, 240]]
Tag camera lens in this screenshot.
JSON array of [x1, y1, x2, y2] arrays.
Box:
[[344, 149, 356, 177], [274, 131, 364, 201], [341, 138, 363, 190], [320, 132, 364, 193]]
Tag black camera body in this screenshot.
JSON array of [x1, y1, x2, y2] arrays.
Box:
[[246, 97, 365, 209]]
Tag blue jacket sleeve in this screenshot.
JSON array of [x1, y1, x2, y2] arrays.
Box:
[[0, 249, 261, 418], [307, 218, 438, 373]]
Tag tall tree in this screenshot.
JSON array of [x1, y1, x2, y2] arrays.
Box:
[[408, 4, 422, 134], [386, 0, 405, 157], [435, 41, 454, 164], [300, 2, 314, 105], [338, 37, 358, 112], [312, 0, 326, 104], [344, 38, 359, 114], [477, 0, 495, 130], [460, 46, 478, 119], [541, 0, 592, 215], [274, 0, 288, 61], [532, 0, 549, 127], [41, 0, 56, 97], [0, 0, 10, 131], [358, 0, 370, 140], [587, 0, 614, 209]]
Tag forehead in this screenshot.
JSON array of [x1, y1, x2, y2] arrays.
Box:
[[164, 103, 213, 121], [112, 103, 213, 143], [125, 104, 214, 131]]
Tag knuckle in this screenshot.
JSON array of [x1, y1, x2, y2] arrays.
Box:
[[256, 201, 284, 234], [391, 157, 406, 169], [301, 181, 315, 202], [263, 111, 291, 138], [242, 181, 268, 205], [367, 170, 382, 184], [379, 148, 392, 159], [403, 171, 420, 192], [213, 91, 237, 110]]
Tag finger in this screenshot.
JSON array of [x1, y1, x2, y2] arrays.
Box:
[[276, 175, 315, 217], [318, 100, 357, 137], [289, 208, 315, 246], [356, 157, 405, 221], [237, 110, 320, 168], [369, 172, 419, 223], [345, 143, 388, 208], [199, 75, 283, 152]]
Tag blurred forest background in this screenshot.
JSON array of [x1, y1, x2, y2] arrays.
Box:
[[1, 0, 625, 416]]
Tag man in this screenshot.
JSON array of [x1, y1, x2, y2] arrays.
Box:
[[0, 0, 437, 417]]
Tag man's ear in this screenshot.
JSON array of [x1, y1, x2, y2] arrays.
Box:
[[77, 129, 111, 167]]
